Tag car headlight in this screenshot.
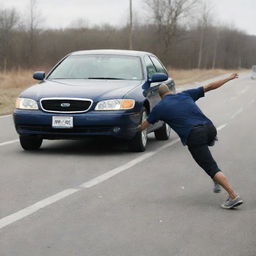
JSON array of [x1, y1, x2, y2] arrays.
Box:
[[15, 98, 38, 110], [95, 99, 135, 110]]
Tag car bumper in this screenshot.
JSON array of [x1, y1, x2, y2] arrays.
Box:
[[13, 110, 141, 139]]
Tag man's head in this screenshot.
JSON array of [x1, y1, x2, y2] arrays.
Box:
[[159, 83, 171, 98]]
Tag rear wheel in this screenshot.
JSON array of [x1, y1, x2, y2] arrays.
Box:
[[19, 135, 43, 150], [128, 108, 148, 152], [154, 123, 171, 140]]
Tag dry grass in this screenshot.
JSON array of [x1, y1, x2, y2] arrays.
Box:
[[0, 70, 35, 115], [0, 69, 35, 89], [0, 68, 247, 115]]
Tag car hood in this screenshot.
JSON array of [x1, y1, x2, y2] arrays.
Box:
[[20, 79, 144, 101]]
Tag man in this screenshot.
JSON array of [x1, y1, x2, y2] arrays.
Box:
[[138, 73, 243, 209]]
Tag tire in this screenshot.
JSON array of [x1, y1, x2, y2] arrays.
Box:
[[154, 123, 171, 140], [128, 108, 148, 152], [19, 135, 43, 150]]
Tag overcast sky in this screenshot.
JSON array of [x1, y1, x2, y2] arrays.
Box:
[[1, 0, 255, 35]]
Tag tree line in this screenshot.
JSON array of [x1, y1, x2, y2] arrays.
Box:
[[0, 0, 256, 71]]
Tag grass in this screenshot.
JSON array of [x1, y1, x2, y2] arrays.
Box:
[[0, 70, 35, 115], [0, 68, 246, 115]]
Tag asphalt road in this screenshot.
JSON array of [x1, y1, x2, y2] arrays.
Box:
[[0, 72, 256, 256]]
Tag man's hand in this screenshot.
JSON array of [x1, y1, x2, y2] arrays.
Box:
[[128, 121, 149, 133], [137, 125, 142, 131], [138, 120, 150, 131], [228, 73, 239, 80]]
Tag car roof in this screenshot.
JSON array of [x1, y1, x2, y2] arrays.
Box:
[[70, 49, 153, 57]]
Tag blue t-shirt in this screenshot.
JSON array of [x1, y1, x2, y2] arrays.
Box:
[[147, 87, 212, 145]]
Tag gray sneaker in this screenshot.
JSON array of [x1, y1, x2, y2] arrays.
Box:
[[213, 181, 221, 193], [221, 195, 243, 209]]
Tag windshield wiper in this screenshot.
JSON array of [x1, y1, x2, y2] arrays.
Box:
[[87, 77, 126, 80]]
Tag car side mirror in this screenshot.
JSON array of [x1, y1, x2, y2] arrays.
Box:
[[149, 73, 168, 83], [33, 72, 45, 81]]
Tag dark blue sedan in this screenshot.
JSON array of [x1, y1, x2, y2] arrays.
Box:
[[13, 50, 175, 151]]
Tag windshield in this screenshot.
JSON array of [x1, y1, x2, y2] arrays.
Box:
[[48, 55, 144, 80]]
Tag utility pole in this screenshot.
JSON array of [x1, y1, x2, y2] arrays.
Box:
[[129, 0, 133, 50]]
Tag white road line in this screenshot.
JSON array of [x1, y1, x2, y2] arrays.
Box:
[[0, 139, 19, 147], [0, 114, 12, 119], [230, 107, 243, 120], [217, 124, 227, 131], [79, 152, 156, 188], [79, 138, 180, 189], [0, 138, 179, 230], [240, 88, 249, 94], [0, 123, 227, 229], [0, 189, 79, 229]]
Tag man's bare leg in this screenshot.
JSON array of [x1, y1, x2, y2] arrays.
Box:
[[213, 172, 237, 199]]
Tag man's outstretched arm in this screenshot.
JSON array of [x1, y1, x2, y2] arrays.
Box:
[[204, 73, 238, 93]]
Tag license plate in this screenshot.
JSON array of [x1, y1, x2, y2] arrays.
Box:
[[52, 116, 73, 128]]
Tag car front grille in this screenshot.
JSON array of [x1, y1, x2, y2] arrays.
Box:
[[40, 98, 93, 113]]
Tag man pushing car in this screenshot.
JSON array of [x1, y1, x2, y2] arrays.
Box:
[[138, 73, 243, 209]]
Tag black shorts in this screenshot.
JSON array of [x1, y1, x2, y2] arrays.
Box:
[[186, 123, 221, 178]]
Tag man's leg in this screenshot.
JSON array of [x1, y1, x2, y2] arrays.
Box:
[[187, 125, 243, 208], [188, 145, 239, 198], [213, 171, 237, 199], [214, 172, 243, 208]]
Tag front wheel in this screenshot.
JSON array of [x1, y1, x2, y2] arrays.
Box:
[[128, 109, 148, 152], [19, 135, 43, 150], [154, 123, 171, 140]]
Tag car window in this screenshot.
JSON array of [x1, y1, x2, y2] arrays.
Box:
[[48, 55, 143, 80], [144, 55, 157, 78], [150, 56, 168, 75]]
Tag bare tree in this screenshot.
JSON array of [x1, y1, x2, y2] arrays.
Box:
[[211, 27, 219, 69], [196, 1, 214, 69], [26, 0, 42, 66], [1, 3, 256, 70], [0, 8, 19, 71], [145, 0, 197, 58], [69, 18, 90, 29]]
